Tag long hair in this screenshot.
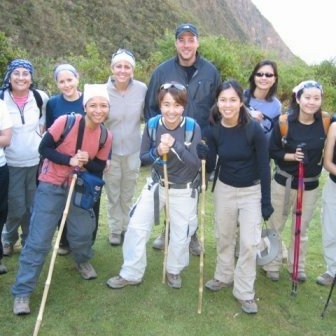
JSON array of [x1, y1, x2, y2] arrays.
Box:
[[247, 59, 278, 101], [209, 79, 250, 126]]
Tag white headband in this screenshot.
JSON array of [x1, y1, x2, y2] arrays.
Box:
[[53, 64, 78, 81], [111, 51, 135, 68]]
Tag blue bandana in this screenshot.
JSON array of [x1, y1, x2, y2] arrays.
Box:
[[1, 59, 34, 90]]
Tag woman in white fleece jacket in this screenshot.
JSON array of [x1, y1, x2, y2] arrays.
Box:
[[1, 59, 48, 256]]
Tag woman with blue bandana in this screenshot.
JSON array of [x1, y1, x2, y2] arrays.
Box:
[[263, 80, 329, 282], [1, 59, 48, 257]]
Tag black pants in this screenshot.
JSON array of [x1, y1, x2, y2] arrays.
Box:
[[0, 164, 9, 260]]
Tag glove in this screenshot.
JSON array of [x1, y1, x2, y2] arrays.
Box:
[[262, 202, 274, 221], [196, 141, 209, 160]]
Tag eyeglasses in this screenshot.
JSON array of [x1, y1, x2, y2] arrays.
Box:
[[160, 83, 186, 91], [255, 72, 275, 78], [112, 49, 135, 60]]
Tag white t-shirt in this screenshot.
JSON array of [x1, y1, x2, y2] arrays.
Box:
[[0, 99, 13, 166]]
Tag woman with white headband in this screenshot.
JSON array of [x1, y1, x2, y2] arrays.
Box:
[[263, 80, 330, 282], [103, 49, 147, 246]]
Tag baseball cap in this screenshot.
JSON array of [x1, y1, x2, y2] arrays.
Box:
[[175, 23, 199, 39]]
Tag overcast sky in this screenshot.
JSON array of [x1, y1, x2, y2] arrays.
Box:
[[251, 0, 336, 64]]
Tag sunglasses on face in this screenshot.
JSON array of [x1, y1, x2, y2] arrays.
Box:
[[112, 49, 135, 60], [255, 72, 275, 78], [160, 83, 186, 91]]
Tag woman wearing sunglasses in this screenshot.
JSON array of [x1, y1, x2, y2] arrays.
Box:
[[244, 60, 282, 139], [106, 82, 202, 289], [103, 49, 147, 246]]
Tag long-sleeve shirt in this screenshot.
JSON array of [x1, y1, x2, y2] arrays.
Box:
[[205, 120, 271, 203], [141, 116, 201, 184]]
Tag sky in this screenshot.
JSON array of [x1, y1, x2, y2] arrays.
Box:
[[251, 0, 336, 64]]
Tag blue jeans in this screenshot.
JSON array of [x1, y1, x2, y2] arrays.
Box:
[[12, 182, 95, 297]]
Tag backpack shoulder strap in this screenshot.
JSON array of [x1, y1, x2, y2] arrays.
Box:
[[321, 111, 331, 135], [147, 115, 161, 144], [184, 117, 196, 144], [243, 89, 251, 108], [56, 112, 77, 147], [0, 89, 4, 100], [32, 89, 43, 118], [99, 124, 108, 150], [279, 113, 288, 139], [245, 119, 259, 146]]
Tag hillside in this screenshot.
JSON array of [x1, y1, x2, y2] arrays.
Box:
[[0, 0, 295, 62]]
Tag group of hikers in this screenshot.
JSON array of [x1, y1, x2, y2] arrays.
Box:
[[0, 23, 335, 317]]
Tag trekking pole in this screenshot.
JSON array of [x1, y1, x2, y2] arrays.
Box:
[[291, 146, 305, 297], [162, 153, 170, 284], [33, 171, 78, 336], [321, 275, 336, 319], [197, 159, 206, 314]]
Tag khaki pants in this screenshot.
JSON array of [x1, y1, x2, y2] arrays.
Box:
[[263, 179, 319, 273], [213, 180, 261, 301]]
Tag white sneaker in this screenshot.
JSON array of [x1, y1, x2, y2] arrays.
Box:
[[76, 262, 97, 280]]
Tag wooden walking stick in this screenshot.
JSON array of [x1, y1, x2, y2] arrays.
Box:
[[197, 159, 206, 314], [162, 153, 170, 284], [33, 171, 78, 336]]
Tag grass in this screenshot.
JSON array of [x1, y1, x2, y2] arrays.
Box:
[[0, 166, 335, 336]]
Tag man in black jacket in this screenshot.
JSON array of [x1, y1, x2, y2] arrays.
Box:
[[144, 23, 221, 254]]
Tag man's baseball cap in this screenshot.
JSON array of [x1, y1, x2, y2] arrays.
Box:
[[175, 23, 199, 39]]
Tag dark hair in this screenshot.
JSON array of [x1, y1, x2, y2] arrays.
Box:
[[209, 79, 250, 126], [157, 82, 187, 107], [248, 59, 278, 101]]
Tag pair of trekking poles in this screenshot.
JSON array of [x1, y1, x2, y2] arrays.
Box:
[[161, 153, 207, 314], [291, 144, 335, 318]]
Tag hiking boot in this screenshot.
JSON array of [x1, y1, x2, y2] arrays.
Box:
[[205, 278, 233, 291], [57, 246, 70, 256], [109, 233, 121, 246], [3, 243, 13, 257], [238, 299, 258, 314], [106, 275, 141, 289], [0, 260, 8, 274], [76, 262, 97, 280], [189, 233, 201, 256], [316, 272, 334, 286], [166, 272, 182, 289], [266, 271, 280, 281], [290, 272, 307, 282], [13, 296, 30, 315], [152, 231, 165, 250]]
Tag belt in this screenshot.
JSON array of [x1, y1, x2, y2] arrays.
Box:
[[159, 181, 192, 189]]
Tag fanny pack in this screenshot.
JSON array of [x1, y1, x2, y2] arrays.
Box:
[[73, 171, 105, 210]]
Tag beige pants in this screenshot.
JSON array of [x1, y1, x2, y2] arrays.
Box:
[[263, 179, 319, 273], [213, 180, 261, 301]]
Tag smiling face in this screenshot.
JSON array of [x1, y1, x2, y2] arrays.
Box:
[[111, 60, 134, 85], [84, 96, 109, 128], [254, 64, 276, 92], [217, 87, 243, 124], [9, 67, 32, 94], [297, 87, 322, 117], [175, 32, 199, 66], [56, 70, 79, 100], [160, 92, 184, 129]]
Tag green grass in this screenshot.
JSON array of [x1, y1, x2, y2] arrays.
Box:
[[0, 167, 335, 336]]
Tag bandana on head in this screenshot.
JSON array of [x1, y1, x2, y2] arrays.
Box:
[[53, 63, 79, 81], [292, 80, 323, 96], [1, 59, 34, 90]]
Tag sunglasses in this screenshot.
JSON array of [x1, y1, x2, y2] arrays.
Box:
[[160, 83, 186, 91], [255, 72, 275, 78], [112, 49, 135, 60]]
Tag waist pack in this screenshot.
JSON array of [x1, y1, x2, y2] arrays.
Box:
[[73, 171, 105, 210]]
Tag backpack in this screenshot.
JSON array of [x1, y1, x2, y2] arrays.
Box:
[[0, 88, 43, 118], [56, 113, 108, 150], [147, 115, 196, 146], [279, 111, 331, 145]]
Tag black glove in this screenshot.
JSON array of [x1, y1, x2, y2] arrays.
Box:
[[196, 141, 209, 160], [262, 202, 274, 221]]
